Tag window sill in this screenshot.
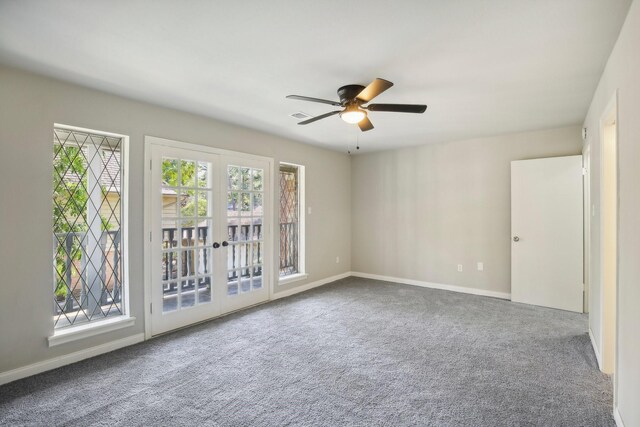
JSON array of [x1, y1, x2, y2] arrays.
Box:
[[48, 316, 136, 347], [278, 273, 309, 286]]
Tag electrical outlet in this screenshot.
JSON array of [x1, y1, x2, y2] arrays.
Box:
[[336, 256, 340, 264], [308, 207, 312, 215], [457, 264, 463, 272], [477, 262, 484, 271]]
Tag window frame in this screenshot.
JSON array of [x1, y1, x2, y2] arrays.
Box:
[[278, 162, 306, 285], [48, 124, 133, 346]]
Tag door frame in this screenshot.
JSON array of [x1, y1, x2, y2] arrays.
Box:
[[598, 91, 619, 379], [143, 136, 275, 339], [583, 143, 591, 313]]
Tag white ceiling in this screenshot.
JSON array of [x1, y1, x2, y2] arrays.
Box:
[[0, 0, 631, 152]]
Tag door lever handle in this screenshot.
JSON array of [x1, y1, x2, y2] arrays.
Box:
[[513, 236, 520, 242], [212, 242, 220, 249], [222, 241, 229, 247]]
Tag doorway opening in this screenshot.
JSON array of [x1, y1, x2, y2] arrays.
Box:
[[600, 94, 617, 376]]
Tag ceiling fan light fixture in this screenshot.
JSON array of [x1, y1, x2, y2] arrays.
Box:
[[287, 78, 427, 131], [340, 105, 366, 124]]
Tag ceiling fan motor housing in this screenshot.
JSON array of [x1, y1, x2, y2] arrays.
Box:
[[337, 85, 366, 105]]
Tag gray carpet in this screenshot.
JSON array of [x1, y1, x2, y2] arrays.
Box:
[[0, 277, 613, 426]]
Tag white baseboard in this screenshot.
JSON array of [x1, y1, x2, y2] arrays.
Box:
[[0, 272, 511, 387], [351, 272, 511, 300], [613, 406, 625, 427], [589, 328, 603, 371], [0, 333, 144, 386], [0, 271, 349, 385], [272, 271, 352, 300]]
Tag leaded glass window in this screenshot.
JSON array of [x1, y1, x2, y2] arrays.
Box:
[[279, 164, 300, 277], [52, 127, 125, 328]]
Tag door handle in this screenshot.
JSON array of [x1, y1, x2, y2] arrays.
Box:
[[222, 241, 229, 247], [212, 242, 220, 249], [513, 236, 520, 242]]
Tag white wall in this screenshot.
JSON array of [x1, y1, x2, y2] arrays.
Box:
[[583, 0, 640, 424], [0, 65, 351, 374], [351, 127, 582, 295]]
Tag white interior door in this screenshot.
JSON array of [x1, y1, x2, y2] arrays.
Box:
[[148, 143, 271, 335], [511, 155, 583, 312]]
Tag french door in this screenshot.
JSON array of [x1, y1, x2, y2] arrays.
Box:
[[148, 142, 271, 335], [220, 155, 269, 314]]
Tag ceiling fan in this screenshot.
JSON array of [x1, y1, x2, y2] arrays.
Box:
[[286, 78, 426, 132]]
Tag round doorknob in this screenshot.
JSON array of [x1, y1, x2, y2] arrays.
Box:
[[212, 242, 220, 249], [222, 241, 229, 247], [513, 236, 520, 242]]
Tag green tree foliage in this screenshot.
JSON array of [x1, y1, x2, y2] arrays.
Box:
[[163, 160, 208, 222], [53, 145, 113, 300], [161, 161, 263, 224], [161, 159, 195, 187], [53, 146, 88, 233]]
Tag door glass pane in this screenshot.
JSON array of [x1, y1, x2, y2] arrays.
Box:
[[253, 193, 263, 213], [228, 270, 239, 295], [241, 167, 251, 190], [162, 158, 179, 187], [228, 166, 240, 190], [240, 192, 251, 216], [240, 218, 251, 241], [180, 249, 196, 278], [252, 169, 263, 191], [180, 221, 197, 247], [236, 243, 248, 269], [227, 244, 237, 270], [163, 281, 178, 313], [162, 251, 178, 281], [181, 160, 196, 187], [197, 191, 210, 217], [226, 165, 265, 297], [252, 242, 262, 264], [181, 280, 196, 308], [196, 221, 211, 246], [252, 218, 262, 240], [180, 190, 196, 217], [162, 220, 178, 249], [198, 276, 212, 303], [197, 248, 211, 275], [228, 217, 239, 242], [197, 162, 209, 188], [162, 250, 181, 312], [228, 192, 239, 216], [161, 155, 214, 312], [240, 275, 251, 293], [162, 194, 179, 217], [252, 266, 263, 289]]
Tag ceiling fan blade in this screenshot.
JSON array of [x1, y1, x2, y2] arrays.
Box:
[[358, 116, 374, 132], [366, 103, 427, 113], [297, 110, 341, 125], [356, 78, 394, 103], [286, 95, 342, 107]]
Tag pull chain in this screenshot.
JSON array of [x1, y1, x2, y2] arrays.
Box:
[[346, 124, 361, 153]]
